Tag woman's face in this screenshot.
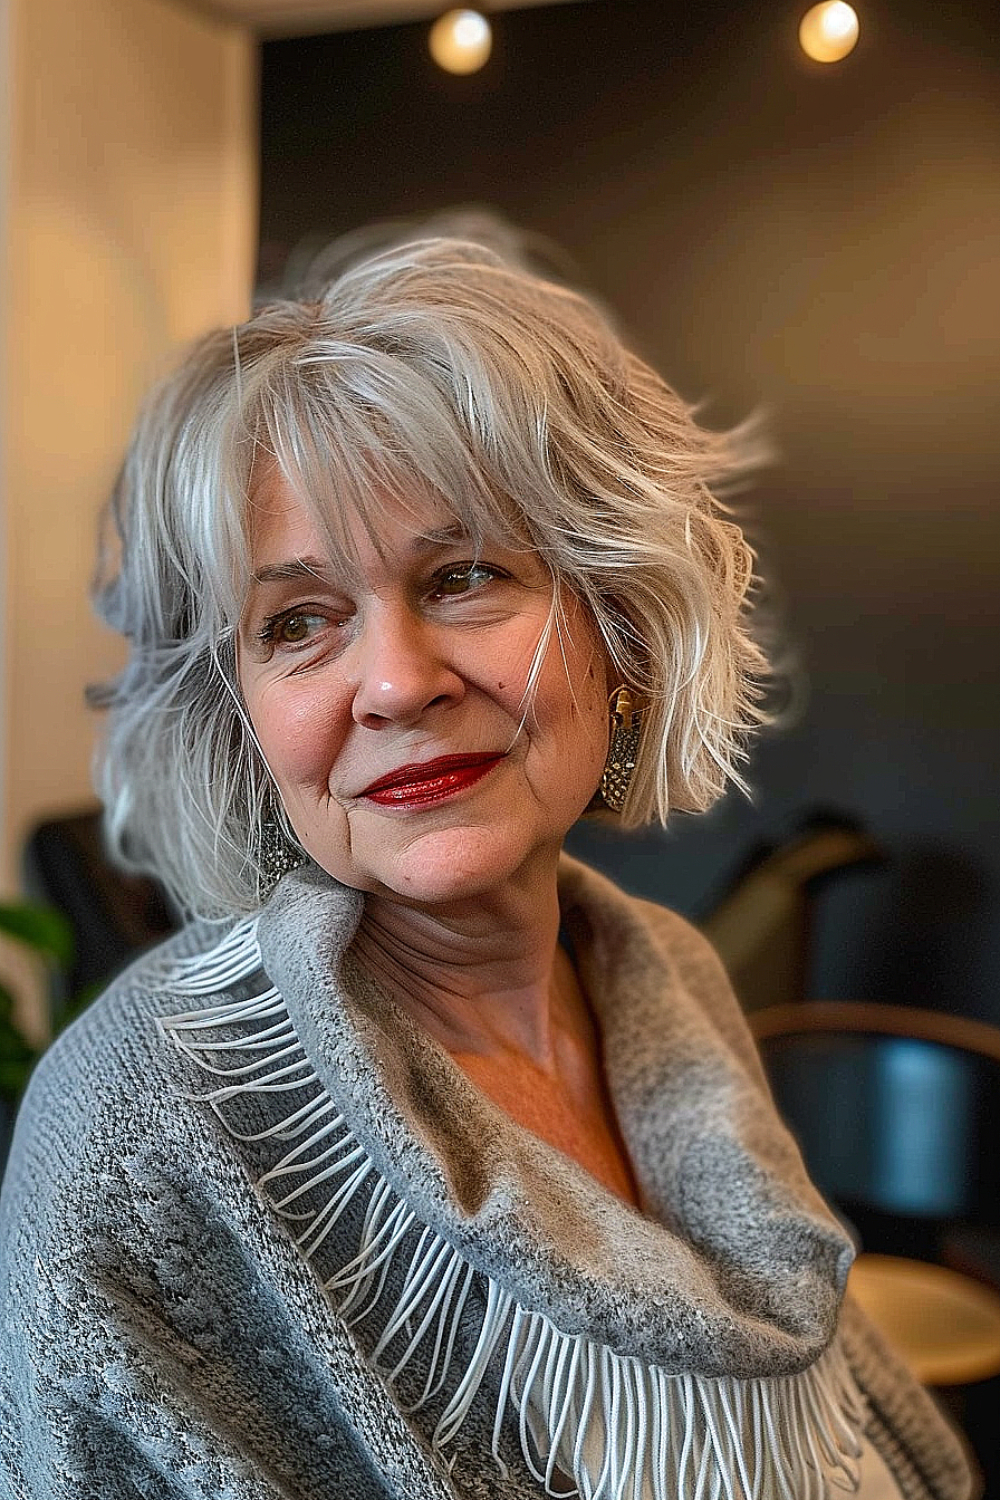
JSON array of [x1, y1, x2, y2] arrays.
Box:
[[238, 466, 611, 908]]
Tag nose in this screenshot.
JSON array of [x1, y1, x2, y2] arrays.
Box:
[[350, 604, 465, 729]]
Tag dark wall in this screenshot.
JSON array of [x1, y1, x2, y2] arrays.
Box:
[[259, 0, 1000, 1020]]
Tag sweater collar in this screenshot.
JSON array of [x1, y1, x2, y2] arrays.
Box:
[[254, 856, 852, 1380]]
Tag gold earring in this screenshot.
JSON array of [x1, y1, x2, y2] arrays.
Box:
[[600, 687, 643, 812]]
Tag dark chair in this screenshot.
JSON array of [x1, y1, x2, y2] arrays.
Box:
[[752, 1002, 1000, 1254], [22, 806, 178, 1016], [752, 1001, 1000, 1490]]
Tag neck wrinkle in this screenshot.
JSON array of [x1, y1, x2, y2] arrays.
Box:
[[353, 876, 567, 1065]]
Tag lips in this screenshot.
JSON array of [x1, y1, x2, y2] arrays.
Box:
[[360, 753, 504, 806]]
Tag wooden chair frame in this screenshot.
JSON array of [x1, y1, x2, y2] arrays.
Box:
[[750, 1001, 1000, 1068]]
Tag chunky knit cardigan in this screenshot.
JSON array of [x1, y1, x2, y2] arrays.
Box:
[[0, 857, 974, 1500]]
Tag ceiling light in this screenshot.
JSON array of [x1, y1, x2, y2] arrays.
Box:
[[429, 10, 493, 75], [799, 2, 860, 64]]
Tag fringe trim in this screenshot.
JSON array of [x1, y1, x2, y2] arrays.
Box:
[[158, 920, 867, 1500]]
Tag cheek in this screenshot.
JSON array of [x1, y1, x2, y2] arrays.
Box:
[[538, 634, 610, 757], [580, 677, 612, 766], [247, 678, 347, 792]]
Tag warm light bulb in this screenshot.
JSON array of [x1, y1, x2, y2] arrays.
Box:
[[799, 2, 859, 63], [429, 10, 493, 75]]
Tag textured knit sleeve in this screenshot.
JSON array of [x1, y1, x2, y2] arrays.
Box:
[[0, 970, 435, 1500], [0, 1038, 295, 1498]]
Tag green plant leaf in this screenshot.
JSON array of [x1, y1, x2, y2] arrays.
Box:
[[0, 1053, 35, 1098], [0, 982, 38, 1103], [0, 903, 74, 965]]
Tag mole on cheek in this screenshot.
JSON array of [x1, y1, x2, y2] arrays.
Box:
[[497, 681, 505, 690]]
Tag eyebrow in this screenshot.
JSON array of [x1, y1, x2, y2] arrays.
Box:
[[250, 525, 476, 586], [251, 556, 330, 586]]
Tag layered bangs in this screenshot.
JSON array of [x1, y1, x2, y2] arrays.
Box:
[[237, 322, 544, 601]]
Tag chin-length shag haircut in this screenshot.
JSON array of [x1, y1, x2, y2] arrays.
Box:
[[92, 233, 770, 919]]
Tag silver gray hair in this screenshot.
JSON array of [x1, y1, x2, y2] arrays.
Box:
[[92, 234, 770, 918]]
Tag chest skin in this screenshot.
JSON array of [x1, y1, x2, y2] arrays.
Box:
[[449, 945, 643, 1212], [461, 1053, 643, 1208]]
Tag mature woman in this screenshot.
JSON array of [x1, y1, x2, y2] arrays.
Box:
[[0, 233, 972, 1500]]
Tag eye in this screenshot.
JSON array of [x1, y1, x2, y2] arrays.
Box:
[[257, 610, 328, 649], [429, 562, 506, 599]]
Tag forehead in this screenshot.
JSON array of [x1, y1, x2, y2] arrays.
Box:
[[245, 460, 480, 577]]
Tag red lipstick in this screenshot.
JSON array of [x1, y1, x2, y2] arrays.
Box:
[[360, 753, 504, 807]]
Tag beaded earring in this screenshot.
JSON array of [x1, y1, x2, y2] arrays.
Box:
[[600, 687, 644, 812], [258, 817, 303, 897]]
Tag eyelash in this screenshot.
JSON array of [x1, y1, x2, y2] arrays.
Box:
[[428, 561, 507, 599], [256, 610, 329, 648], [255, 562, 509, 650]]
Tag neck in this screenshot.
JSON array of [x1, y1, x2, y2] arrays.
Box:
[[351, 850, 575, 1070]]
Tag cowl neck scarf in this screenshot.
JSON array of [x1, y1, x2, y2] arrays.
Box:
[[161, 855, 863, 1499]]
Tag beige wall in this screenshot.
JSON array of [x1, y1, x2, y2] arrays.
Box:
[[1, 0, 256, 896]]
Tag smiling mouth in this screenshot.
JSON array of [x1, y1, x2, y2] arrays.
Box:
[[360, 753, 505, 807]]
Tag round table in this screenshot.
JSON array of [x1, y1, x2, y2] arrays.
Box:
[[848, 1253, 1000, 1387]]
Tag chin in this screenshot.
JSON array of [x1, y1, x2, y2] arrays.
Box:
[[367, 825, 547, 907]]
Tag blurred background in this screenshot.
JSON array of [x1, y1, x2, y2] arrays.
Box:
[[1, 0, 998, 1023], [2, 0, 1000, 1475]]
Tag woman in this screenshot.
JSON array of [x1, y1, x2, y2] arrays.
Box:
[[0, 233, 972, 1499]]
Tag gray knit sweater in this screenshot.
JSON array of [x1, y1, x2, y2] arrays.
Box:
[[0, 857, 974, 1499]]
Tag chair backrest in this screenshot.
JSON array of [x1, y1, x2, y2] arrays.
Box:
[[22, 807, 178, 1010], [752, 1003, 1000, 1232], [701, 820, 883, 1014]]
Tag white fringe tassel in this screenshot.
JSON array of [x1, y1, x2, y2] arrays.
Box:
[[159, 921, 866, 1500]]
